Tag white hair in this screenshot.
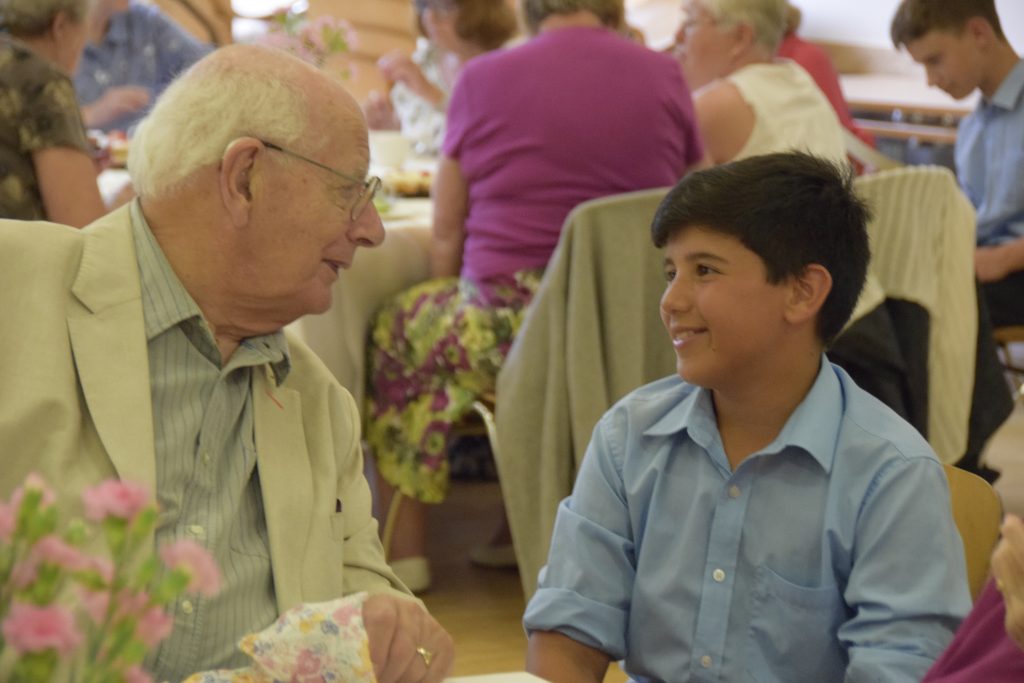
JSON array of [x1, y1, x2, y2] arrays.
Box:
[[129, 52, 312, 199], [702, 0, 787, 52], [0, 0, 90, 35]]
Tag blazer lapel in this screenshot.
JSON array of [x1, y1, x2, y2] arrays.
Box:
[[253, 366, 313, 611], [67, 208, 156, 493]]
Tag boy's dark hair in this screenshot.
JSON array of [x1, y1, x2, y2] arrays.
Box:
[[890, 0, 1005, 48], [651, 152, 871, 346]]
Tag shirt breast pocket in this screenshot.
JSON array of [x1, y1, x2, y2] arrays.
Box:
[[741, 565, 846, 682]]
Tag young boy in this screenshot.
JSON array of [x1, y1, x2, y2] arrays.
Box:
[[891, 0, 1024, 327], [523, 153, 970, 682]]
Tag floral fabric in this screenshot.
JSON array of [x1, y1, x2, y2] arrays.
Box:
[[366, 271, 542, 503], [184, 593, 376, 683], [0, 37, 90, 221]]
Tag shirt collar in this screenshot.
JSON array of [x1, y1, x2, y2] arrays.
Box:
[[987, 57, 1024, 111], [130, 201, 292, 384], [644, 357, 843, 472]]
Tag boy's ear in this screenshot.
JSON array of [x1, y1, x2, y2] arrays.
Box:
[[785, 264, 832, 326], [964, 15, 996, 46]]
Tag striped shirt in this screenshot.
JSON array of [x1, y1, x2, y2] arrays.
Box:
[[131, 202, 289, 681]]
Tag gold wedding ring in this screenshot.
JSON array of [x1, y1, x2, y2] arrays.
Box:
[[997, 578, 1006, 593], [416, 646, 434, 667]]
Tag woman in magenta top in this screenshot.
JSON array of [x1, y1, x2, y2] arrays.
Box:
[[365, 0, 703, 591]]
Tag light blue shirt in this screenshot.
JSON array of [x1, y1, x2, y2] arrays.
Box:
[[955, 58, 1024, 246], [524, 360, 970, 683], [74, 1, 211, 132]]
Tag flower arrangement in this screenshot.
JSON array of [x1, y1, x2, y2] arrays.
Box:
[[261, 7, 357, 73], [0, 475, 221, 683]]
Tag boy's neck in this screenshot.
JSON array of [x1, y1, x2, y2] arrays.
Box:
[[712, 349, 822, 471], [980, 43, 1020, 99]]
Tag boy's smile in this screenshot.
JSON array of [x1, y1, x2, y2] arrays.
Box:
[[660, 227, 793, 393]]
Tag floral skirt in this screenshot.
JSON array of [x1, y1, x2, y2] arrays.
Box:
[[365, 270, 542, 503]]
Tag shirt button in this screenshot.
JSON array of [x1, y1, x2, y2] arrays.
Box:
[[181, 600, 194, 615], [712, 568, 726, 582], [701, 655, 712, 668], [187, 525, 205, 538], [728, 485, 741, 498]]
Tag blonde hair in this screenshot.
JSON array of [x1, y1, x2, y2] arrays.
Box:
[[702, 0, 787, 52], [0, 0, 90, 35], [129, 48, 312, 199]]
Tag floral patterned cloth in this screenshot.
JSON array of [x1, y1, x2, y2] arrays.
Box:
[[0, 36, 90, 221], [390, 38, 449, 157], [366, 271, 542, 503], [183, 593, 376, 683]]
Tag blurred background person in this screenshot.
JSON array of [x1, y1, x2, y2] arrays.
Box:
[[673, 0, 845, 165], [364, 0, 704, 593], [777, 2, 874, 149], [0, 0, 106, 226], [75, 0, 211, 132], [364, 0, 518, 156]]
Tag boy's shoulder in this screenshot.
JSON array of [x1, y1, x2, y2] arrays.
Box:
[[831, 364, 939, 467], [597, 374, 700, 442]]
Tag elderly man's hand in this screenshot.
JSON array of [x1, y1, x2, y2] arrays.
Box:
[[993, 514, 1024, 649], [363, 594, 454, 683]]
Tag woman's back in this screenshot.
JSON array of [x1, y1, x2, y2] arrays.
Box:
[[725, 60, 846, 164], [444, 26, 703, 282]]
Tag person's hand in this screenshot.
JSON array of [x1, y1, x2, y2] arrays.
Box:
[[993, 514, 1024, 649], [976, 244, 1019, 283], [362, 594, 454, 683], [364, 90, 401, 130], [81, 86, 152, 129], [377, 52, 445, 107]]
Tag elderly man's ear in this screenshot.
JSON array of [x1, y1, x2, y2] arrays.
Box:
[[219, 138, 261, 226]]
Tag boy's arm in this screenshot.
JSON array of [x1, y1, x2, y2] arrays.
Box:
[[975, 236, 1024, 283], [527, 631, 611, 683], [841, 457, 971, 682]]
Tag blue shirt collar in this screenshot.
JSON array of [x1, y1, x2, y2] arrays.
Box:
[[986, 57, 1024, 111], [643, 357, 842, 472]]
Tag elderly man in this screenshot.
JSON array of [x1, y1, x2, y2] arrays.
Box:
[[0, 45, 453, 682]]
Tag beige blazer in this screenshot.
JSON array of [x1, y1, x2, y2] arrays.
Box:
[[0, 207, 409, 611]]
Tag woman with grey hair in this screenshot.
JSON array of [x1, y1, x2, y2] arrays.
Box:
[[0, 0, 106, 225], [673, 0, 846, 165], [365, 0, 703, 593]]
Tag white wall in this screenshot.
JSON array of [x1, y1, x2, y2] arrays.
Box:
[[796, 0, 1024, 50]]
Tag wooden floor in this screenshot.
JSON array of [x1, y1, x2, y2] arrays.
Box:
[[417, 480, 627, 682]]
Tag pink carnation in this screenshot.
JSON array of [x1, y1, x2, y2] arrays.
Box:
[[10, 472, 56, 510], [81, 480, 151, 522], [0, 501, 15, 542], [159, 539, 221, 597], [1, 602, 83, 656], [77, 588, 110, 624], [124, 665, 154, 683], [33, 535, 91, 572], [135, 606, 174, 647]]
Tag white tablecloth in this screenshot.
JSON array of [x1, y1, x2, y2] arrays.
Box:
[[290, 198, 433, 407]]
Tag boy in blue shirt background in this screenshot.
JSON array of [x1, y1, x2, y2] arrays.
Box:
[[892, 0, 1024, 328], [523, 153, 971, 683]]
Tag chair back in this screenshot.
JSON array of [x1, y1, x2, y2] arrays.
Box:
[[944, 464, 1003, 600], [853, 166, 978, 463], [494, 188, 673, 597]]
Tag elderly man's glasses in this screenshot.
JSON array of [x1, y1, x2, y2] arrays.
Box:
[[260, 140, 381, 221]]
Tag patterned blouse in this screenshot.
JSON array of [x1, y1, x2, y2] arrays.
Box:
[[0, 36, 90, 221]]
